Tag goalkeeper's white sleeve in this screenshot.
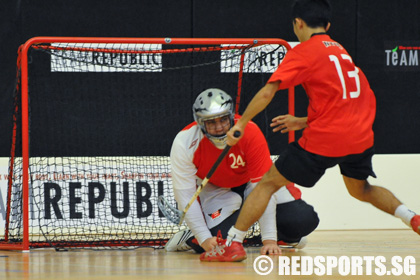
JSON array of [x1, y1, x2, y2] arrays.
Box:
[[173, 187, 212, 245]]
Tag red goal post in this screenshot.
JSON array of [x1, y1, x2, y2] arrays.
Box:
[[0, 37, 295, 251]]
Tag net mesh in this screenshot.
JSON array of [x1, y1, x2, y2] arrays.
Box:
[[2, 39, 288, 249]]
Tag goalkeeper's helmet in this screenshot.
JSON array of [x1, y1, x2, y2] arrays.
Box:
[[193, 88, 234, 149]]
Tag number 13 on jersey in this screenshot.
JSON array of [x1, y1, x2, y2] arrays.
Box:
[[329, 54, 361, 99]]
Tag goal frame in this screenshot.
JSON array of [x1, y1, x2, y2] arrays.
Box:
[[0, 36, 295, 251]]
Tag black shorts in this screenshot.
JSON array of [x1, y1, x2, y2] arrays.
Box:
[[274, 142, 376, 188]]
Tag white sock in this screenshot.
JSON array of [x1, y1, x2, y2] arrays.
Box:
[[394, 204, 416, 226], [226, 227, 247, 246]]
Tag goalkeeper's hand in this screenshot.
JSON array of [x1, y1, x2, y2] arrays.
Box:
[[260, 240, 282, 255], [201, 236, 218, 252]]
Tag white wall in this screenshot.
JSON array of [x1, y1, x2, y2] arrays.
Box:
[[299, 154, 420, 230], [0, 154, 419, 232]]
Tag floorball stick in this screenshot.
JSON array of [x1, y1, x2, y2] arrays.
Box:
[[158, 131, 240, 225]]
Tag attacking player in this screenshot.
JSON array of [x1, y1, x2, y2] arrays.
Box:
[[166, 88, 319, 255], [200, 0, 420, 262]]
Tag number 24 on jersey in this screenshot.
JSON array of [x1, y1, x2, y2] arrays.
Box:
[[229, 153, 245, 169]]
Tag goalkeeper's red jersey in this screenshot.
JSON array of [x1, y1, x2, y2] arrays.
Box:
[[171, 114, 300, 198], [268, 34, 376, 157], [171, 115, 273, 189]]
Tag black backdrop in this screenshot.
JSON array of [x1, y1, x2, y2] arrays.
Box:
[[1, 0, 419, 156]]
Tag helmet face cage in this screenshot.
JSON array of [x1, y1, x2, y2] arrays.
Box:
[[193, 88, 234, 148]]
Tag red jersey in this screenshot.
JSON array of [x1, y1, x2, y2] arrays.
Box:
[[268, 34, 376, 157], [171, 115, 273, 189]]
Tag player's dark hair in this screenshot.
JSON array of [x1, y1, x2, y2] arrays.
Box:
[[292, 0, 331, 29]]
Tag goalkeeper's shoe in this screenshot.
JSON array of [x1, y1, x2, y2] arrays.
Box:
[[165, 229, 193, 252], [278, 236, 308, 249], [410, 215, 420, 235], [200, 233, 246, 262]]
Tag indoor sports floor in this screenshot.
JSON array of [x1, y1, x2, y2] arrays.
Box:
[[0, 229, 419, 279]]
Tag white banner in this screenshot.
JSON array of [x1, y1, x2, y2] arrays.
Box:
[[220, 42, 299, 73], [50, 43, 163, 72], [0, 157, 175, 234]]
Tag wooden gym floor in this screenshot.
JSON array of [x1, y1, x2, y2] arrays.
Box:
[[0, 229, 419, 280]]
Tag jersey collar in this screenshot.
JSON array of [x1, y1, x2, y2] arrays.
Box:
[[311, 32, 328, 37]]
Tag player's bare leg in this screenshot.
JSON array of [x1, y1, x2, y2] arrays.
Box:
[[343, 176, 401, 214], [200, 165, 290, 261], [235, 165, 290, 232], [342, 176, 420, 235]]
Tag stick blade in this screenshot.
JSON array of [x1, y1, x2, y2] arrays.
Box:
[[157, 195, 182, 225]]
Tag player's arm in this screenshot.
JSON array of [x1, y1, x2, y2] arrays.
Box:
[[243, 122, 282, 254], [259, 197, 281, 255], [227, 82, 279, 146], [172, 187, 214, 247], [170, 137, 213, 248], [271, 114, 308, 133], [245, 182, 281, 255]]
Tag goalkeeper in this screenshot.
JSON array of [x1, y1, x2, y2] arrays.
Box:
[[165, 88, 319, 255]]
